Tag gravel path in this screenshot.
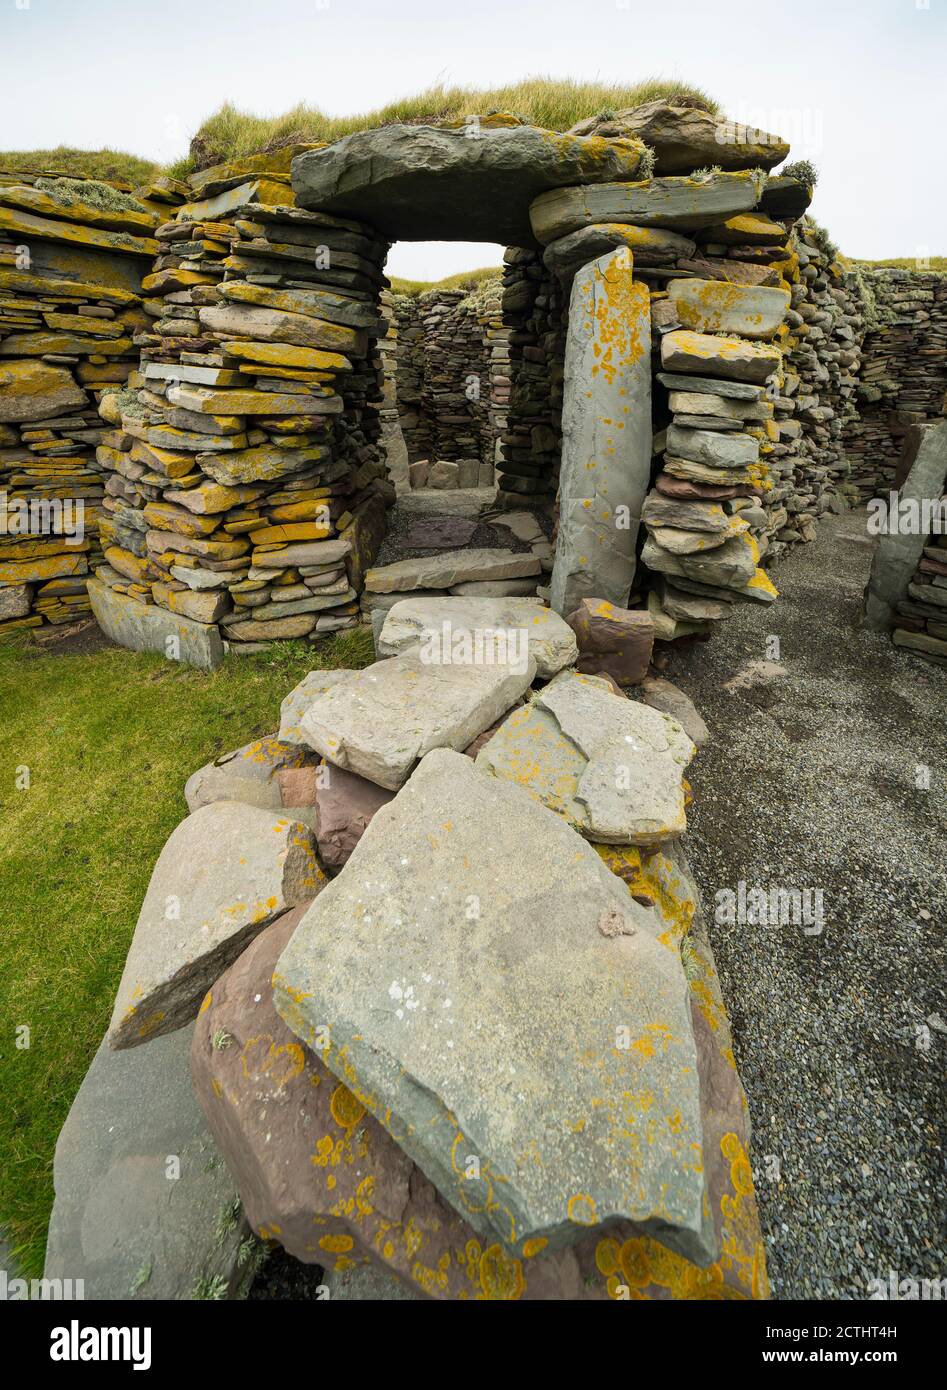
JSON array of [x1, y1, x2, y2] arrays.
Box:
[[670, 507, 946, 1300]]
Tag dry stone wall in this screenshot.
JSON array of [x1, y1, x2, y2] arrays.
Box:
[[0, 170, 160, 634], [85, 150, 394, 654], [844, 269, 947, 497]]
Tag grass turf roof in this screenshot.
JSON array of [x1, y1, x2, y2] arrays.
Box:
[[0, 146, 162, 186]]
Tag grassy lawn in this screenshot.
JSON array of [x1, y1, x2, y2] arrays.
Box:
[[0, 625, 374, 1277]]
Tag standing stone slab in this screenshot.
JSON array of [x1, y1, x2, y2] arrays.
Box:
[[44, 1026, 249, 1300], [864, 423, 947, 631], [89, 576, 224, 671], [108, 802, 325, 1049], [298, 650, 536, 789], [274, 748, 713, 1262], [378, 596, 577, 679], [550, 251, 651, 616]]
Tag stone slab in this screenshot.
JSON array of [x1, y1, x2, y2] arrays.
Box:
[[89, 576, 224, 671], [377, 595, 577, 678]]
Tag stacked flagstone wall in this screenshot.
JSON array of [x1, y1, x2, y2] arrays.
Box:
[[843, 269, 947, 497], [497, 250, 565, 508], [85, 147, 394, 659], [0, 170, 161, 634], [380, 281, 511, 492]]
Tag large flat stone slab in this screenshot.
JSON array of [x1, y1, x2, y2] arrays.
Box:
[[108, 802, 324, 1048], [530, 170, 765, 244], [542, 222, 696, 281], [0, 358, 87, 423], [274, 747, 713, 1261], [864, 423, 947, 631], [293, 124, 647, 245], [667, 278, 790, 339], [550, 251, 651, 615], [89, 576, 224, 671], [298, 649, 535, 789], [45, 1025, 250, 1300], [377, 596, 577, 678], [195, 847, 768, 1298], [277, 668, 359, 744], [478, 671, 695, 845], [661, 330, 781, 385], [365, 547, 540, 593]]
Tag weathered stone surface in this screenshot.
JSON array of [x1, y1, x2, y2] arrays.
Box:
[[278, 668, 358, 744], [479, 671, 696, 846], [550, 251, 651, 615], [184, 736, 314, 813], [195, 851, 770, 1299], [312, 762, 395, 866], [864, 423, 947, 631], [643, 532, 775, 598], [293, 125, 646, 245], [668, 279, 790, 339], [643, 492, 737, 532], [661, 331, 781, 385], [566, 598, 654, 686], [45, 1025, 250, 1300], [542, 222, 695, 281], [639, 676, 710, 747], [402, 516, 477, 549], [378, 596, 577, 678], [108, 802, 325, 1049], [88, 576, 224, 671], [530, 171, 765, 245], [365, 547, 540, 593], [0, 358, 87, 423], [274, 748, 713, 1261], [657, 371, 765, 401], [569, 100, 789, 174], [298, 649, 535, 789], [0, 584, 30, 622]]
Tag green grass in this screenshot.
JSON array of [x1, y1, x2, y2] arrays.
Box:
[[176, 75, 719, 175], [0, 625, 374, 1277], [854, 257, 947, 272], [0, 146, 162, 186], [388, 265, 503, 296]]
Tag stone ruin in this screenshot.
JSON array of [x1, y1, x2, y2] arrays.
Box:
[[1, 100, 944, 1301], [1, 107, 945, 666]]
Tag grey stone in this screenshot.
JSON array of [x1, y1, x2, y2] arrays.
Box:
[[44, 1026, 249, 1300], [542, 223, 696, 281], [530, 170, 766, 244], [184, 736, 314, 813], [323, 1263, 421, 1301], [377, 595, 577, 678], [550, 250, 651, 616], [639, 676, 710, 747], [273, 748, 712, 1262], [278, 668, 358, 744], [478, 670, 695, 845], [108, 802, 325, 1048], [569, 100, 789, 175], [666, 424, 759, 468], [667, 278, 790, 339], [89, 577, 224, 671], [293, 124, 646, 246], [657, 372, 764, 401], [0, 583, 30, 621], [451, 579, 539, 596], [864, 423, 947, 632], [299, 648, 536, 789], [642, 532, 767, 595], [365, 547, 540, 593], [660, 330, 781, 385]]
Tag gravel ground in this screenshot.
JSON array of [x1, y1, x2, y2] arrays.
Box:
[[669, 507, 947, 1300]]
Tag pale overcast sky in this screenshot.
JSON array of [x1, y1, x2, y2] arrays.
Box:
[[1, 0, 942, 280]]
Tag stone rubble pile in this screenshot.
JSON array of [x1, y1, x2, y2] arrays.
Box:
[[0, 171, 159, 632], [50, 590, 770, 1299], [87, 149, 394, 651]]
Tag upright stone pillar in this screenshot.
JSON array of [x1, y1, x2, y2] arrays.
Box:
[[863, 422, 947, 631], [551, 250, 652, 615]]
